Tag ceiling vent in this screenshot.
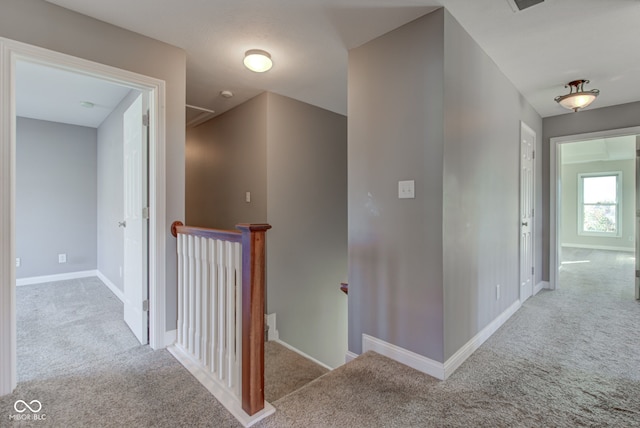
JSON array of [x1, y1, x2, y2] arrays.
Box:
[[506, 0, 545, 12]]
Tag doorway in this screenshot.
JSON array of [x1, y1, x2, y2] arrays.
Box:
[[1, 38, 167, 395], [550, 126, 640, 298]]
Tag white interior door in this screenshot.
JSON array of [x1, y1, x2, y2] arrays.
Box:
[[520, 122, 535, 302], [123, 93, 149, 344]]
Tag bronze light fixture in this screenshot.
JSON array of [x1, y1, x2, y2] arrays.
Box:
[[554, 79, 599, 112]]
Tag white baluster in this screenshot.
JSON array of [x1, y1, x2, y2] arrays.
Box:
[[200, 237, 209, 369], [176, 233, 184, 347], [188, 234, 196, 354], [233, 241, 242, 395], [194, 236, 202, 359], [217, 239, 226, 380], [225, 240, 235, 388]]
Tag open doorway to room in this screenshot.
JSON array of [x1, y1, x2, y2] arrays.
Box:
[[551, 130, 639, 300], [14, 60, 149, 382], [1, 38, 168, 395]]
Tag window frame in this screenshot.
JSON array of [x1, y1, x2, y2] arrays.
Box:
[[577, 171, 622, 237]]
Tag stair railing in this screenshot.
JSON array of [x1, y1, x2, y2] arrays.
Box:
[[169, 221, 273, 426]]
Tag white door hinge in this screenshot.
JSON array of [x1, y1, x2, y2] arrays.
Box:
[[142, 207, 150, 219], [142, 300, 149, 311], [142, 114, 150, 127]]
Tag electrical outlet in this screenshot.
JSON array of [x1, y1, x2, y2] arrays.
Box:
[[15, 258, 20, 268], [398, 180, 415, 199], [496, 284, 500, 300], [58, 253, 67, 264], [246, 191, 251, 203]]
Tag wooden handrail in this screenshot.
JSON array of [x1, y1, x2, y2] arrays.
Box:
[[171, 220, 242, 243]]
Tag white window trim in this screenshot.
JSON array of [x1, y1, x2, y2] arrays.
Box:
[[577, 171, 622, 238]]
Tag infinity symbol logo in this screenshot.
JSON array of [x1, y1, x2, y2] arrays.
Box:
[[14, 400, 42, 413]]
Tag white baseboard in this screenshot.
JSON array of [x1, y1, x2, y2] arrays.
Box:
[[362, 334, 445, 380], [96, 271, 125, 302], [168, 344, 274, 427], [363, 299, 522, 381], [16, 270, 97, 286], [443, 299, 521, 379], [164, 329, 177, 347], [275, 339, 333, 371], [265, 313, 279, 341], [345, 351, 358, 364], [534, 281, 549, 295], [562, 243, 634, 253]]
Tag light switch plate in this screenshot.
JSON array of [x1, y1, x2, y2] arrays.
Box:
[[398, 180, 415, 199]]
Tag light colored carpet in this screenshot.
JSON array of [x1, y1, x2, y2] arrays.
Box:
[[2, 277, 325, 427], [3, 251, 640, 427], [257, 249, 640, 427], [264, 342, 329, 402], [16, 277, 141, 383]]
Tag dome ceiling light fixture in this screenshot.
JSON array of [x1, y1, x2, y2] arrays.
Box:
[[554, 79, 600, 112], [243, 49, 273, 73]]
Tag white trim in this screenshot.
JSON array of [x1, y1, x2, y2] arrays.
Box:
[[265, 313, 279, 342], [0, 39, 16, 396], [362, 334, 445, 380], [16, 270, 97, 286], [362, 300, 522, 380], [164, 329, 176, 347], [443, 300, 521, 378], [577, 171, 622, 238], [167, 345, 275, 427], [534, 281, 549, 296], [275, 339, 333, 371], [550, 126, 640, 290], [561, 243, 634, 253], [345, 351, 359, 364], [96, 271, 125, 302], [0, 37, 168, 395]]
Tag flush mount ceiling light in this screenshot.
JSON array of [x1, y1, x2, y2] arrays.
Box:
[[243, 49, 272, 73], [80, 101, 95, 108], [554, 79, 600, 112]]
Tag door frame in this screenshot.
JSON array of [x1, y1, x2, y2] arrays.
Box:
[[549, 125, 640, 290], [519, 121, 536, 301], [0, 38, 167, 395]]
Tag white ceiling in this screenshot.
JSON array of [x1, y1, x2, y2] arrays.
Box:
[[40, 0, 640, 119], [561, 136, 636, 165], [16, 61, 132, 128]]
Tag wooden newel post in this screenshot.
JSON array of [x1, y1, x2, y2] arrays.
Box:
[[236, 223, 272, 416]]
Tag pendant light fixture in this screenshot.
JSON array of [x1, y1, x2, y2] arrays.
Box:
[[243, 49, 273, 73], [554, 79, 599, 112]]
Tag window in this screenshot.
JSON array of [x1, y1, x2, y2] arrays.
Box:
[[578, 172, 621, 236]]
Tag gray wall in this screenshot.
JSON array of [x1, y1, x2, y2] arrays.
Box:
[[348, 8, 543, 362], [1, 0, 186, 330], [266, 93, 348, 368], [185, 92, 348, 368], [560, 159, 635, 250], [186, 93, 268, 229], [348, 9, 446, 361], [16, 118, 97, 278], [97, 90, 141, 291], [442, 10, 542, 359], [542, 101, 640, 280]]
